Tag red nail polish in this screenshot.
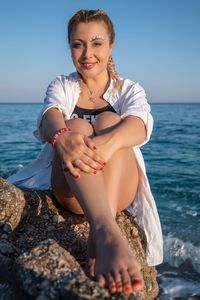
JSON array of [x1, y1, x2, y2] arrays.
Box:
[[93, 171, 97, 174], [125, 286, 131, 293], [133, 280, 143, 287], [93, 146, 97, 150], [103, 162, 107, 165], [100, 167, 103, 171], [76, 175, 80, 179], [110, 284, 116, 289], [118, 284, 123, 289]]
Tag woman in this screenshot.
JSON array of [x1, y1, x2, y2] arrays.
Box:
[[8, 9, 163, 294]]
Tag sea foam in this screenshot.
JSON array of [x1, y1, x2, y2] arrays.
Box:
[[163, 235, 200, 273], [158, 276, 200, 299]]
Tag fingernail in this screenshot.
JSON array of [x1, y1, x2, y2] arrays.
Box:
[[76, 175, 80, 179], [118, 284, 123, 289], [100, 167, 103, 171], [125, 286, 132, 293], [103, 162, 107, 165], [93, 171, 97, 174], [93, 146, 97, 150], [63, 167, 68, 172]]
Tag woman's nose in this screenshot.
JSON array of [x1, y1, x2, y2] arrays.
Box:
[[82, 45, 92, 58]]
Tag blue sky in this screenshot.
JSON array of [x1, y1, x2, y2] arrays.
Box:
[[0, 0, 199, 103]]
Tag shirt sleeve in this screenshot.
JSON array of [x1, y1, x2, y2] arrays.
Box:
[[120, 81, 153, 147], [34, 76, 67, 143]]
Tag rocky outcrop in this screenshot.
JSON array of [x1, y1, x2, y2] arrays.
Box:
[[0, 177, 159, 299]]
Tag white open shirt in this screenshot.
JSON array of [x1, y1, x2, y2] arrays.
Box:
[[8, 72, 163, 266]]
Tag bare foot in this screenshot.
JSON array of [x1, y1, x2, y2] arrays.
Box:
[[94, 224, 144, 294]]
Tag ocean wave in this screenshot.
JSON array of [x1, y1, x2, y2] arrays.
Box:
[[157, 276, 200, 299], [186, 210, 198, 217], [163, 235, 200, 273]]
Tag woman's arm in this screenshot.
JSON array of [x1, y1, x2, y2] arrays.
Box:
[[92, 115, 146, 162], [110, 115, 146, 150], [41, 108, 105, 177], [41, 108, 68, 142]]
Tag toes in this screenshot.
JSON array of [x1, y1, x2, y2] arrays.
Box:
[[100, 271, 123, 293], [111, 270, 123, 293], [98, 270, 143, 294], [105, 273, 116, 293], [97, 274, 106, 287], [120, 269, 132, 294], [116, 282, 123, 292], [132, 278, 144, 292], [128, 268, 144, 292]]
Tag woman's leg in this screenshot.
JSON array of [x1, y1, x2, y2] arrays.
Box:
[[51, 118, 94, 214], [51, 116, 143, 294], [92, 111, 138, 216], [87, 112, 141, 293], [52, 116, 137, 215]]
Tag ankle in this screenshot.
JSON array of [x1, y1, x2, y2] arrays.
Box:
[[88, 212, 115, 229], [91, 219, 120, 238]]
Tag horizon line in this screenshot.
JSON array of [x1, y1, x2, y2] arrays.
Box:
[[0, 101, 200, 104]]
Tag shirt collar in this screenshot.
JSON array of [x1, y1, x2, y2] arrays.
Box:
[[73, 72, 118, 104], [103, 76, 119, 104]]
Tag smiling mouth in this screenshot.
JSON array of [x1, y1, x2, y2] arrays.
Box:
[[82, 62, 96, 70]]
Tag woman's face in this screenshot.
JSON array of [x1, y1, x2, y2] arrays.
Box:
[[70, 21, 113, 81]]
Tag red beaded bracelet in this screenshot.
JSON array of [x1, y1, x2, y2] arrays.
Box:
[[51, 127, 71, 148]]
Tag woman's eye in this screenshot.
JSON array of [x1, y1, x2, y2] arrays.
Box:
[[93, 42, 102, 47], [72, 43, 82, 48]]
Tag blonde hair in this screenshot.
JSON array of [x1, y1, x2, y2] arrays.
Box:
[[68, 9, 121, 93]]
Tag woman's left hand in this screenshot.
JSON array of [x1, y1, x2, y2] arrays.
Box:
[[91, 133, 119, 163]]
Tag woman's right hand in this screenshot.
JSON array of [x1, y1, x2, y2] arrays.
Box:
[[55, 131, 105, 178]]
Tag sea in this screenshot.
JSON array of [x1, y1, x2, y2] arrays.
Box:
[[0, 102, 200, 299]]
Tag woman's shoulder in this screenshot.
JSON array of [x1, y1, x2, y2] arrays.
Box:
[[45, 72, 80, 97], [119, 77, 145, 96], [42, 72, 80, 121], [51, 72, 79, 86]]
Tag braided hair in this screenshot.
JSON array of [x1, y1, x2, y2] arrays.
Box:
[[68, 9, 121, 93]]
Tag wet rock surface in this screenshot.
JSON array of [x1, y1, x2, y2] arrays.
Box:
[[0, 177, 158, 299]]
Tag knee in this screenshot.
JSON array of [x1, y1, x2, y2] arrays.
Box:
[[66, 118, 94, 136], [92, 111, 122, 135]]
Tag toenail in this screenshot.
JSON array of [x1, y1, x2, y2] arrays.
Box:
[[125, 286, 132, 293], [133, 280, 143, 287], [132, 280, 143, 291], [118, 284, 123, 289]]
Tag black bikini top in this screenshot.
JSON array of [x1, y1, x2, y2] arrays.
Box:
[[71, 103, 116, 123]]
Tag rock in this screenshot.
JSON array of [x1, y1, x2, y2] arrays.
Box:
[[15, 239, 111, 299], [0, 240, 14, 254], [0, 177, 159, 299], [1, 233, 9, 240], [0, 177, 26, 231]]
